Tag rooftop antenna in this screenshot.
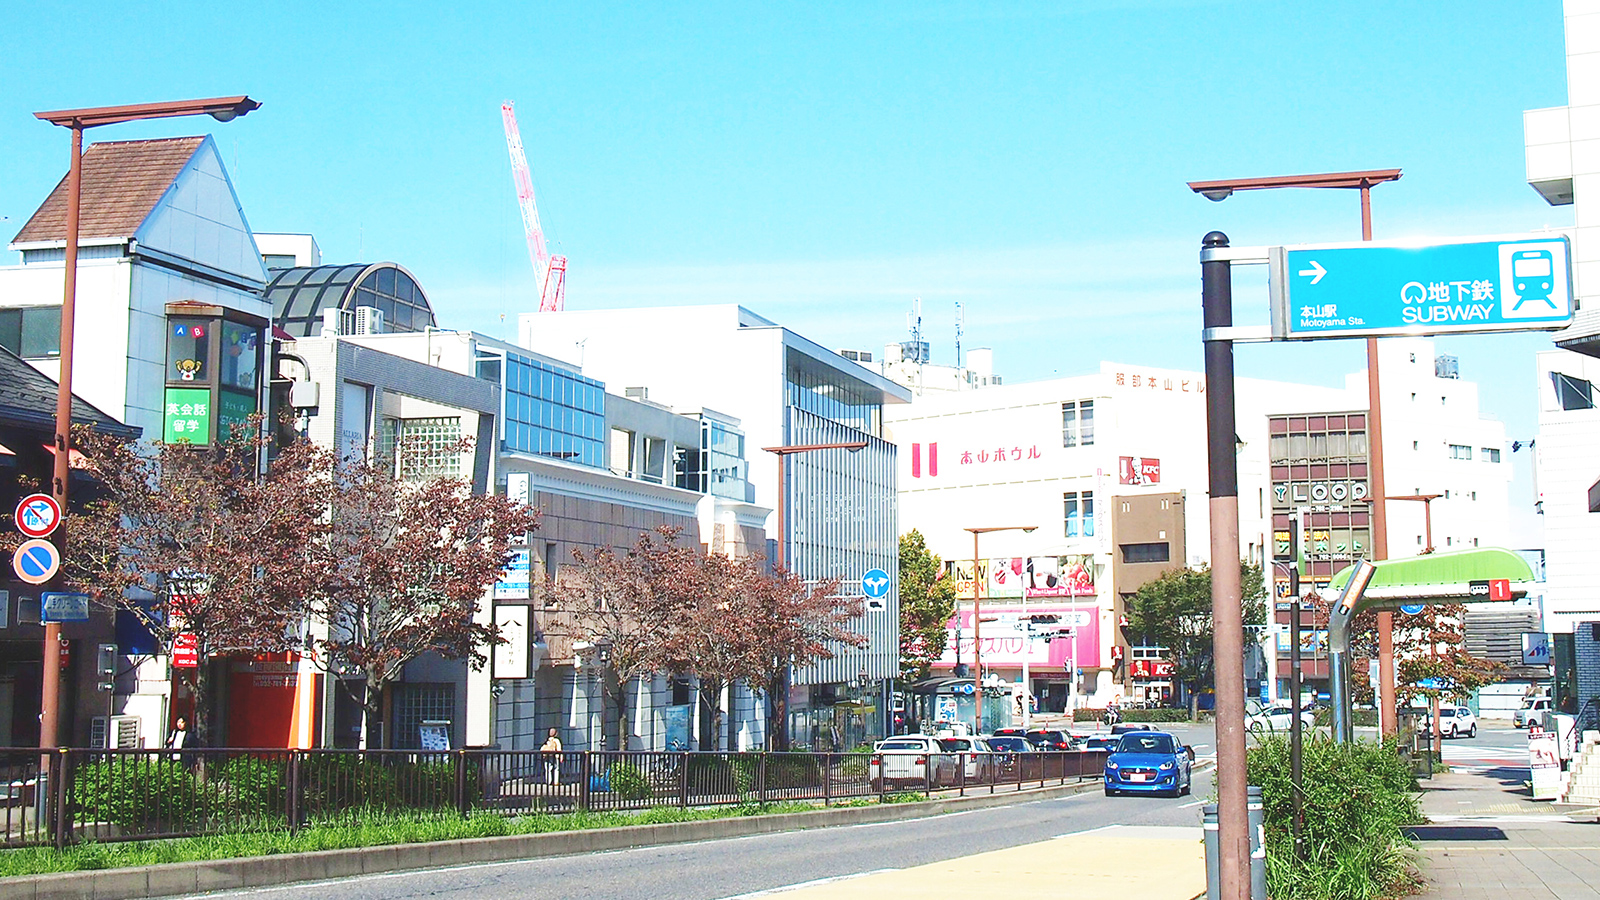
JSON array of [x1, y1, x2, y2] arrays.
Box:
[[954, 301, 964, 370]]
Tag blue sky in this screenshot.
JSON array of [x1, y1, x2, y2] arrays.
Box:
[[0, 0, 1574, 541]]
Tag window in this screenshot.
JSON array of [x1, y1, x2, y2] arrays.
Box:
[[380, 416, 462, 479], [1120, 542, 1171, 564], [1448, 444, 1472, 460], [1062, 400, 1095, 447], [0, 307, 62, 359], [1552, 372, 1594, 410], [218, 321, 260, 391], [166, 318, 212, 383], [1064, 491, 1095, 537], [1481, 448, 1501, 463]]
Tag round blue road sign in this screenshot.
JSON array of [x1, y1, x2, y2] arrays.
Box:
[[1399, 603, 1424, 615], [12, 538, 61, 585], [862, 568, 891, 599]]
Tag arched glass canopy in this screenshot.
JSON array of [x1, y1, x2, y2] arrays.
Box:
[[265, 262, 437, 337]]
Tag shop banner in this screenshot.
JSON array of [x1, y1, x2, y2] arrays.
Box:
[[939, 606, 1100, 668], [952, 556, 1098, 600]]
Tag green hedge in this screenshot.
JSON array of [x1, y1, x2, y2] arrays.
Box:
[[1074, 707, 1193, 723], [72, 759, 213, 831], [1248, 735, 1420, 900]]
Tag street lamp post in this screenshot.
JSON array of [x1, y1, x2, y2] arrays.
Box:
[[761, 440, 869, 749], [1386, 492, 1444, 762], [31, 96, 259, 753], [1187, 168, 1404, 739], [962, 526, 1036, 734]]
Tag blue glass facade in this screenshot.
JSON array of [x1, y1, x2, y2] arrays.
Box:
[[499, 352, 605, 468]]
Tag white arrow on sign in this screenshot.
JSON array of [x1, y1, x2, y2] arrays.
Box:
[[1298, 260, 1327, 285]]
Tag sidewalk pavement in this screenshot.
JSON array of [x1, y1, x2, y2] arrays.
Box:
[[732, 825, 1204, 900], [1411, 768, 1600, 898]]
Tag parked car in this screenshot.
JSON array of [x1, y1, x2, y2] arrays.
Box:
[[1104, 731, 1194, 797], [1421, 706, 1478, 738], [939, 736, 997, 783], [1109, 723, 1156, 735], [1514, 697, 1551, 729], [1022, 729, 1077, 751], [1246, 701, 1317, 733], [1082, 735, 1119, 752], [870, 736, 959, 789], [982, 735, 1040, 780]]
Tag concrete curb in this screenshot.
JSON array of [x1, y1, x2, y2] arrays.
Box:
[[3, 780, 1103, 900]]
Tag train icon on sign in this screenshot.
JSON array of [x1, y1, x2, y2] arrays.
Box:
[[1511, 249, 1555, 310], [1499, 241, 1570, 319]]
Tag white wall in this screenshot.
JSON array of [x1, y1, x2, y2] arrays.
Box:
[[1536, 348, 1600, 633]]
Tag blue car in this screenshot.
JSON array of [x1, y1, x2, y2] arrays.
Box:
[[1103, 731, 1193, 797]]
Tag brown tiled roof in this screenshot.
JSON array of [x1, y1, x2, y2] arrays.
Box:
[[11, 136, 206, 245]]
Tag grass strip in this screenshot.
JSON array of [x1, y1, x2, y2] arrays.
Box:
[[0, 795, 928, 878]]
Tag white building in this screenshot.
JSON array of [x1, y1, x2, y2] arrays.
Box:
[[1360, 340, 1513, 557], [1534, 349, 1600, 634], [1525, 0, 1600, 638], [885, 339, 1513, 716], [519, 304, 910, 749]]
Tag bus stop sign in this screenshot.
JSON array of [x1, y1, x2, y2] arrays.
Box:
[[1270, 234, 1572, 339]]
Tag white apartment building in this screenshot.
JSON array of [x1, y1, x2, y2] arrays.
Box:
[[1526, 0, 1600, 638], [885, 339, 1513, 714]]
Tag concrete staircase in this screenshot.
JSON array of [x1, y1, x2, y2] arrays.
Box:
[[1563, 730, 1600, 806]]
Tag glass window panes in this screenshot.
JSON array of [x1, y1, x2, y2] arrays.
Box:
[[1552, 372, 1594, 410], [0, 307, 62, 358], [1062, 400, 1095, 447], [498, 353, 604, 468], [1064, 490, 1094, 537], [219, 321, 261, 391], [167, 318, 212, 384]]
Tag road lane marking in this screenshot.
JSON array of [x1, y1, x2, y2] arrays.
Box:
[[716, 869, 901, 898], [1179, 800, 1206, 809]]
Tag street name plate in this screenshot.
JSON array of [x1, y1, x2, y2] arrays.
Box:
[[1269, 234, 1572, 339]]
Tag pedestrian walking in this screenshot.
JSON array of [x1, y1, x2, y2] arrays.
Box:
[[541, 727, 563, 784], [165, 716, 189, 764]]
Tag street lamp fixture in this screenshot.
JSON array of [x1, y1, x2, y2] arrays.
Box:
[[32, 95, 259, 754], [963, 525, 1036, 734], [760, 439, 870, 749], [1385, 493, 1443, 554]]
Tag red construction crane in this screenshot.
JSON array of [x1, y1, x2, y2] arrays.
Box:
[[501, 101, 567, 312]]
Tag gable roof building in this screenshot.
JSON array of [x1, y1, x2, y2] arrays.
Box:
[[1, 135, 270, 441]]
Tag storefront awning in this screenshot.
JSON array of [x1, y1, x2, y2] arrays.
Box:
[[1326, 547, 1536, 603]]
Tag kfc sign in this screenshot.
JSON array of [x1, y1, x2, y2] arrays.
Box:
[[1119, 456, 1161, 485]]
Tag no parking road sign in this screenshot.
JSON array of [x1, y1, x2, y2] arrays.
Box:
[[12, 538, 61, 585], [14, 493, 61, 539]]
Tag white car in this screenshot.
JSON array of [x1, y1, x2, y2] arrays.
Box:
[[1421, 706, 1478, 738], [1514, 698, 1550, 728], [1246, 701, 1317, 733], [869, 736, 959, 789], [940, 736, 997, 783]]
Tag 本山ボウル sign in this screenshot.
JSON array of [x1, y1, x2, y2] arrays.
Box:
[[1270, 234, 1572, 339]]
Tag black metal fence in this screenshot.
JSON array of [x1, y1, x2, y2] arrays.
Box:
[[0, 745, 1106, 849]]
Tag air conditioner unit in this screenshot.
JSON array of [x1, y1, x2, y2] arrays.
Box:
[[90, 715, 142, 749], [321, 306, 344, 337], [353, 306, 385, 335]]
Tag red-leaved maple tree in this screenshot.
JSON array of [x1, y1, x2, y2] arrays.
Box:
[[61, 422, 329, 745], [298, 446, 541, 748]]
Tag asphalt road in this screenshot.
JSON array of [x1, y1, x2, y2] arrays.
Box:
[[179, 762, 1216, 900]]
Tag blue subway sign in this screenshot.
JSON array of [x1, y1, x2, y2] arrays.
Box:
[[1269, 234, 1572, 339]]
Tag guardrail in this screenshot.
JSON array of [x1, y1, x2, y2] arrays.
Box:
[[0, 746, 1106, 849]]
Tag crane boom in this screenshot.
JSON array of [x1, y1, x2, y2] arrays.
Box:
[[501, 101, 567, 311]]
